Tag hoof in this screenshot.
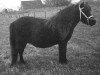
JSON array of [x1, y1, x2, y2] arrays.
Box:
[[19, 60, 26, 65], [59, 59, 68, 64], [10, 63, 16, 68]]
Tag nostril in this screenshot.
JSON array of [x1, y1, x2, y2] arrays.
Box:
[[89, 18, 96, 26]]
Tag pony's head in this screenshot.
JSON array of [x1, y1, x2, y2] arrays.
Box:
[[79, 2, 96, 26]]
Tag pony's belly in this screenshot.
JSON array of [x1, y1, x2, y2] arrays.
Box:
[[28, 27, 59, 48], [30, 41, 57, 48], [29, 38, 58, 48]]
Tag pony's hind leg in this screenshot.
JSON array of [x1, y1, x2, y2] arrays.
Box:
[[11, 40, 26, 66], [11, 47, 18, 66], [18, 42, 26, 64], [10, 37, 18, 66]]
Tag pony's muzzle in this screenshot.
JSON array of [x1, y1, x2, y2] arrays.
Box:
[[88, 17, 96, 26]]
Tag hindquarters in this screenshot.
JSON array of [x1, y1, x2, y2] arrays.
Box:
[[9, 17, 33, 66], [9, 16, 46, 66], [10, 22, 27, 66]]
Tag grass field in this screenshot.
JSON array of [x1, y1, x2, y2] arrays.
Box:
[[0, 5, 100, 75]]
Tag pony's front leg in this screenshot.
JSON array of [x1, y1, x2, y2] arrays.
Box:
[[59, 42, 68, 64]]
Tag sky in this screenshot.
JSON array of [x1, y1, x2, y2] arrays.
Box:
[[71, 0, 81, 4], [0, 0, 81, 11], [0, 0, 32, 11]]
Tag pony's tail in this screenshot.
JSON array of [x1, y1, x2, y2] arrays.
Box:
[[9, 23, 16, 57]]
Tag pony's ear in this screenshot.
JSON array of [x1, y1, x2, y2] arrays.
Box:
[[80, 2, 85, 8]]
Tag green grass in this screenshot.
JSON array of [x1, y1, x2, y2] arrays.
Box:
[[0, 5, 100, 75]]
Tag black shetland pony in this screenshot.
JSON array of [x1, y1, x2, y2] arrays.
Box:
[[10, 2, 96, 66]]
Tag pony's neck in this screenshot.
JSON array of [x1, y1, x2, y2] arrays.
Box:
[[54, 4, 80, 28], [46, 4, 80, 29]]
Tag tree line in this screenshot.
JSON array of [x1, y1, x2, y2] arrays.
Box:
[[44, 0, 70, 7]]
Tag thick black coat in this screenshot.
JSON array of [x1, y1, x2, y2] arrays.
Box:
[[9, 2, 96, 66]]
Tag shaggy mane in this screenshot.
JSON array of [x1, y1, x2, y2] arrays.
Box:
[[45, 3, 79, 29]]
